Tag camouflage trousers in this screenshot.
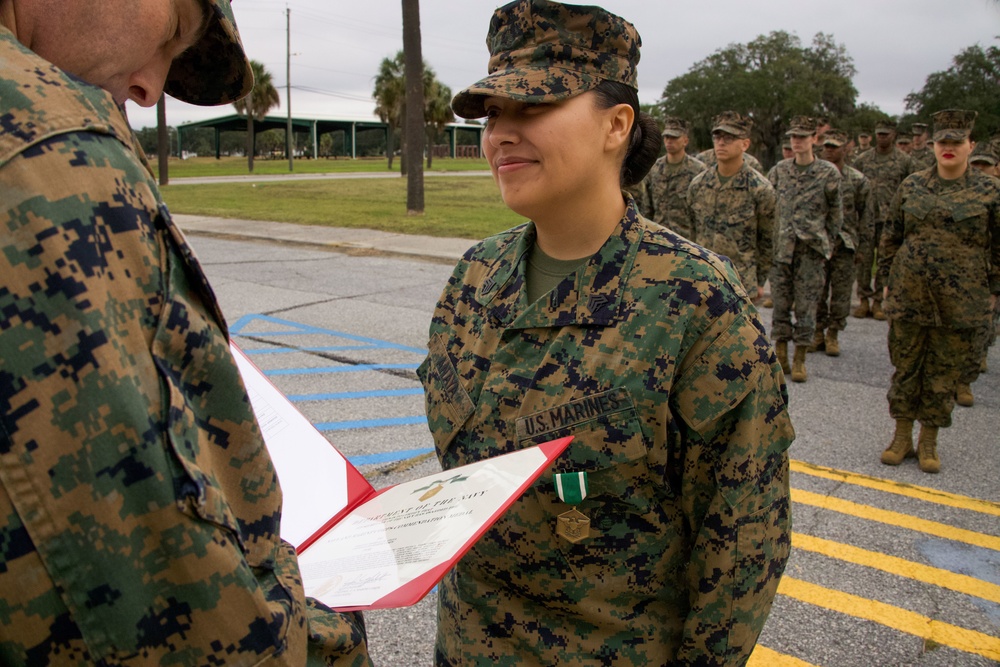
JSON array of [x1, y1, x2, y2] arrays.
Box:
[[771, 244, 827, 346], [888, 320, 979, 428], [960, 319, 995, 385], [817, 242, 855, 332], [855, 221, 884, 301]]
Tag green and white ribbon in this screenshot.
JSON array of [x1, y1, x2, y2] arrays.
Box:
[[554, 472, 589, 505]]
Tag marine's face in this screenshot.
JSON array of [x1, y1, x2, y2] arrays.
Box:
[[789, 134, 815, 157], [711, 131, 747, 162], [823, 143, 846, 163], [875, 131, 895, 150], [934, 138, 972, 174], [482, 92, 623, 219], [663, 134, 688, 157], [28, 0, 208, 107]]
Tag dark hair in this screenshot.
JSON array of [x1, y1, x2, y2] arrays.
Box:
[[592, 80, 661, 187]]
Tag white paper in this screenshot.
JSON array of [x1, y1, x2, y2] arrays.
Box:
[[231, 343, 349, 547], [297, 447, 548, 609]]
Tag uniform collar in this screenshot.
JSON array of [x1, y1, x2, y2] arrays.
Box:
[[477, 199, 643, 330]]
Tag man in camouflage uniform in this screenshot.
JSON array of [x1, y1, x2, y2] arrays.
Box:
[[643, 116, 705, 238], [909, 122, 936, 170], [0, 2, 371, 664], [895, 130, 913, 155], [878, 109, 1000, 473], [423, 2, 794, 664], [697, 143, 765, 173], [849, 131, 872, 164], [768, 116, 843, 381], [688, 112, 777, 305], [817, 129, 871, 356], [853, 120, 914, 320]]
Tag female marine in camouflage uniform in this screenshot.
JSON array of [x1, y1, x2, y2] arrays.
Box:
[[878, 109, 1000, 473], [417, 1, 793, 664]]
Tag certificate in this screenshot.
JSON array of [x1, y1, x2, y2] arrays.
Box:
[[231, 343, 571, 611]]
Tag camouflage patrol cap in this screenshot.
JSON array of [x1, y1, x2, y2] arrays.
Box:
[[661, 117, 690, 137], [874, 119, 897, 134], [711, 111, 752, 138], [858, 131, 871, 138], [911, 122, 929, 136], [163, 0, 254, 106], [451, 0, 641, 119], [895, 131, 912, 144], [822, 129, 849, 147], [969, 141, 998, 165], [931, 109, 977, 142], [786, 115, 817, 137]]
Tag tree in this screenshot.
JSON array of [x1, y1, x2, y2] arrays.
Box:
[[424, 77, 454, 168], [402, 0, 425, 214], [839, 101, 892, 139], [905, 41, 1000, 141], [233, 60, 280, 173], [659, 31, 858, 166], [374, 52, 406, 170]]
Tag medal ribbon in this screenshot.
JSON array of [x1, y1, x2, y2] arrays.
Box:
[[554, 472, 589, 505]]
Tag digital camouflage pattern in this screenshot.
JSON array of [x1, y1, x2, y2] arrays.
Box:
[[909, 146, 935, 171], [0, 28, 369, 666], [643, 153, 705, 238], [687, 161, 776, 296], [768, 158, 843, 345], [418, 201, 793, 666], [163, 0, 254, 106], [879, 168, 1000, 427], [818, 164, 870, 332], [451, 0, 640, 119], [696, 147, 764, 174], [853, 147, 914, 300], [931, 108, 977, 142]]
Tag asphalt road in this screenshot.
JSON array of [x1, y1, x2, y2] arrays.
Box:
[[189, 233, 1000, 667]]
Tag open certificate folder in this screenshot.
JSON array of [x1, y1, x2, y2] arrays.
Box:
[[230, 343, 572, 611]]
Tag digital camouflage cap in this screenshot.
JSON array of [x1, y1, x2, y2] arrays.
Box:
[[785, 115, 817, 137], [711, 111, 752, 138], [662, 116, 690, 137], [911, 122, 929, 136], [451, 0, 641, 119], [931, 109, 977, 142], [164, 0, 254, 106], [874, 119, 897, 134], [822, 129, 848, 147]]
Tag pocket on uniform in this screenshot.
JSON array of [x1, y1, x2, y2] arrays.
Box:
[[417, 332, 475, 458], [901, 195, 933, 221]]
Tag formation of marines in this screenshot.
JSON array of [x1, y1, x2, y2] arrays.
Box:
[[640, 109, 998, 474]]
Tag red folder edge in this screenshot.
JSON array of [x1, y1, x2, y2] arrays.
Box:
[[329, 435, 573, 612]]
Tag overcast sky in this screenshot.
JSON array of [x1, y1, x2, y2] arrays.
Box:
[[129, 0, 1000, 130]]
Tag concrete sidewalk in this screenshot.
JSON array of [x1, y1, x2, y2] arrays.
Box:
[[173, 213, 476, 264]]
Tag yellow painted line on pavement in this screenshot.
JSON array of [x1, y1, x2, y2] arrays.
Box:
[[748, 645, 819, 667], [792, 489, 1000, 552], [778, 576, 1000, 662], [792, 533, 1000, 604], [791, 460, 1000, 518]]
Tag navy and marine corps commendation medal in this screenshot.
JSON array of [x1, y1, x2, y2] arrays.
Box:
[[554, 472, 590, 543]]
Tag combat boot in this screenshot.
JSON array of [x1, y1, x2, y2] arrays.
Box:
[[872, 300, 886, 321], [775, 341, 790, 375], [791, 345, 808, 382], [762, 297, 774, 308], [955, 383, 974, 407], [917, 424, 940, 473], [852, 298, 870, 318], [809, 329, 825, 353], [880, 419, 914, 465], [825, 329, 840, 357]]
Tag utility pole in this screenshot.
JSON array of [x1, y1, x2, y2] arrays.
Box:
[[286, 5, 293, 172], [157, 95, 169, 186]]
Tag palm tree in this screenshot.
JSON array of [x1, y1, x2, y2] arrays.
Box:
[[373, 52, 406, 170], [233, 60, 280, 173], [424, 77, 454, 169]]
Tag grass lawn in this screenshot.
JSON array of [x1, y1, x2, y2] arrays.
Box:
[[154, 156, 490, 179], [161, 176, 525, 240]]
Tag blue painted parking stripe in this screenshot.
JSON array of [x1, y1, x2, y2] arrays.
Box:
[[265, 364, 420, 376], [347, 447, 435, 467], [316, 416, 427, 431], [230, 314, 427, 354], [244, 345, 384, 355], [288, 388, 424, 402]]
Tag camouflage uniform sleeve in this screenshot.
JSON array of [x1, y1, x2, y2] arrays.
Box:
[[756, 178, 777, 289], [826, 165, 844, 247], [672, 304, 793, 665], [989, 183, 1000, 295], [877, 175, 909, 284], [686, 176, 701, 243]]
